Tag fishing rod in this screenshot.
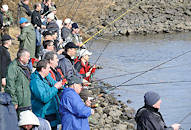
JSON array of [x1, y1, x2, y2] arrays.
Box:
[[71, 0, 83, 21], [93, 63, 191, 82], [178, 112, 191, 124], [65, 0, 78, 18], [80, 0, 145, 47], [105, 49, 191, 92]]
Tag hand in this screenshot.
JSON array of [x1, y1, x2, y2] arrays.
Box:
[[54, 81, 62, 89], [15, 104, 18, 109], [171, 124, 180, 130], [41, 25, 46, 29], [57, 49, 64, 55], [1, 78, 6, 86], [91, 109, 94, 115], [85, 100, 91, 107], [86, 72, 91, 77]]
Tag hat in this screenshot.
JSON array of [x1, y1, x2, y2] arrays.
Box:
[[68, 76, 82, 86], [65, 42, 79, 50], [2, 4, 8, 12], [1, 34, 14, 42], [80, 49, 92, 57], [72, 23, 79, 29], [18, 110, 40, 126], [47, 13, 54, 20], [144, 91, 160, 106], [42, 30, 53, 37], [49, 6, 56, 11], [64, 18, 73, 24], [19, 17, 28, 24]]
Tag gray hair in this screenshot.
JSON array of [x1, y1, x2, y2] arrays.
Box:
[[43, 51, 57, 61], [17, 48, 30, 59]]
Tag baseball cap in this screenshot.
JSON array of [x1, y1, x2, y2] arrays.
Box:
[[19, 17, 28, 24], [67, 76, 82, 86], [79, 49, 92, 57], [65, 42, 79, 50], [2, 34, 14, 42]]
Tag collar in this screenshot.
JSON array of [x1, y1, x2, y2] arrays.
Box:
[[64, 53, 74, 63], [144, 104, 159, 112]]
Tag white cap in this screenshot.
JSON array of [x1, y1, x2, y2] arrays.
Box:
[[2, 5, 8, 12], [64, 18, 73, 24], [80, 49, 92, 57], [47, 13, 55, 20], [18, 110, 40, 126]]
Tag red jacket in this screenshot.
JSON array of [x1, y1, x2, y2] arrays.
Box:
[[74, 58, 96, 82], [49, 68, 67, 85]]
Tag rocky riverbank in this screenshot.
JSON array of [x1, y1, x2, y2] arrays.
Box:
[[88, 81, 135, 130], [87, 0, 191, 36]]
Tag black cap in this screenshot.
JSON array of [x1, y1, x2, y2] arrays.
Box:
[[67, 76, 82, 86], [42, 30, 53, 37], [72, 23, 79, 29], [2, 34, 14, 42], [65, 42, 79, 50], [144, 91, 160, 106]]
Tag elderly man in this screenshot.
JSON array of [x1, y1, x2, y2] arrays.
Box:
[[5, 49, 32, 114], [135, 91, 180, 130], [30, 59, 63, 130], [18, 17, 36, 59], [59, 75, 94, 130], [0, 34, 13, 90]]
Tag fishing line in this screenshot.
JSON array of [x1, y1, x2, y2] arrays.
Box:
[[71, 0, 83, 21], [105, 49, 191, 92], [65, 0, 78, 18]]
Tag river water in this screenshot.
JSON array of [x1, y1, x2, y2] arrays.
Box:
[[89, 32, 191, 129]]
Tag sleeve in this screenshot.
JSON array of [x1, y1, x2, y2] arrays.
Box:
[[0, 13, 3, 28], [1, 53, 7, 78], [30, 78, 58, 104], [62, 93, 91, 118], [5, 65, 18, 105], [74, 62, 86, 78], [61, 28, 69, 41], [18, 28, 27, 41]]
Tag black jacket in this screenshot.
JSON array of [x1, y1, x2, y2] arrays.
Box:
[[135, 105, 173, 130], [0, 11, 3, 28], [31, 10, 42, 28], [0, 45, 11, 78]]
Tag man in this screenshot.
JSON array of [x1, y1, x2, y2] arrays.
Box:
[[135, 91, 180, 130], [18, 17, 36, 59], [58, 42, 82, 81], [59, 75, 94, 130], [46, 13, 59, 36], [30, 59, 63, 130], [71, 22, 83, 46], [42, 30, 53, 41], [44, 51, 67, 86], [31, 3, 46, 58], [61, 18, 73, 47], [41, 40, 55, 59], [0, 34, 13, 91], [5, 49, 31, 114], [0, 5, 13, 37], [18, 0, 32, 22]]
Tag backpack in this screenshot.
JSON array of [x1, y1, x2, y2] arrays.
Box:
[[0, 92, 19, 130]]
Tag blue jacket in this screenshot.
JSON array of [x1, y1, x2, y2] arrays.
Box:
[[30, 70, 60, 127], [59, 88, 91, 130]]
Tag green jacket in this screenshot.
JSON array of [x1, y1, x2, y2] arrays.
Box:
[[18, 23, 36, 58], [3, 11, 13, 26], [5, 59, 31, 109]]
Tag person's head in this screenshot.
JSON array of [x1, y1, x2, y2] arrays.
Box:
[[1, 5, 8, 12], [80, 49, 92, 62], [65, 42, 78, 57], [23, 0, 30, 5], [34, 3, 41, 11], [17, 49, 30, 65], [18, 110, 40, 130], [144, 91, 161, 109], [45, 0, 51, 4], [68, 76, 82, 94], [43, 40, 54, 51], [36, 59, 50, 77], [1, 34, 14, 48], [47, 13, 54, 22], [72, 23, 80, 34], [49, 6, 56, 14], [19, 17, 28, 28], [43, 30, 53, 40], [52, 31, 57, 40], [64, 18, 72, 29], [44, 51, 58, 69]]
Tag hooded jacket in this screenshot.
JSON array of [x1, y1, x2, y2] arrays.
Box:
[[18, 23, 36, 58], [59, 88, 91, 130], [30, 70, 60, 127], [135, 105, 173, 130]]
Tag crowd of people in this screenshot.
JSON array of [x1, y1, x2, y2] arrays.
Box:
[[0, 0, 182, 130]]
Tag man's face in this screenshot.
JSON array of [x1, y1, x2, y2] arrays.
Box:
[[20, 52, 30, 65], [50, 54, 58, 69], [69, 48, 77, 57], [47, 42, 55, 51], [74, 83, 82, 94], [83, 54, 90, 61], [37, 4, 41, 11], [22, 125, 33, 130], [24, 0, 30, 5], [153, 99, 162, 109]]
